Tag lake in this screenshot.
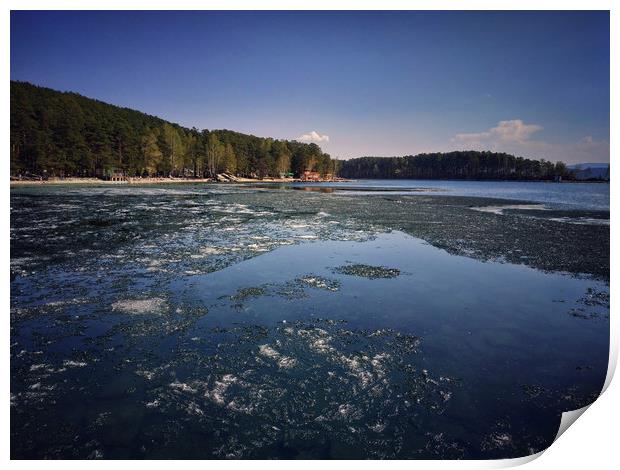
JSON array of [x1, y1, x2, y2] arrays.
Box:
[[265, 179, 610, 211], [10, 181, 609, 459]]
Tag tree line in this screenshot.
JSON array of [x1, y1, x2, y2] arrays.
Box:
[[10, 81, 336, 178], [11, 81, 578, 182], [337, 152, 571, 181]]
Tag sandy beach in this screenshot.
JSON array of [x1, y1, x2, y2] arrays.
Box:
[[9, 176, 304, 186]]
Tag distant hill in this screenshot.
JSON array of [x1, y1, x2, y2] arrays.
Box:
[[10, 81, 335, 178], [337, 152, 570, 181], [567, 163, 610, 181]]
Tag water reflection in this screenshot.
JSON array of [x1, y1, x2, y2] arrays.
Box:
[[11, 222, 608, 458]]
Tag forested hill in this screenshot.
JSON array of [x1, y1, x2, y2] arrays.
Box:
[[10, 81, 335, 178], [11, 81, 575, 182], [338, 153, 570, 181]]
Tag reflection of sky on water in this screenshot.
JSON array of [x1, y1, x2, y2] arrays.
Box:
[[10, 185, 609, 459], [263, 180, 609, 211]]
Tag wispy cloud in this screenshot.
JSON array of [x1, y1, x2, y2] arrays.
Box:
[[451, 119, 608, 164], [454, 119, 542, 144], [297, 131, 330, 143]]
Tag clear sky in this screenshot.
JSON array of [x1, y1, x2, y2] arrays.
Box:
[[11, 10, 610, 163]]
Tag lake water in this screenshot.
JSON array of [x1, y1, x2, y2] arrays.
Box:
[[272, 179, 610, 211], [10, 183, 609, 459]]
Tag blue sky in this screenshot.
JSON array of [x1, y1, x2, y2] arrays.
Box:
[[11, 11, 610, 163]]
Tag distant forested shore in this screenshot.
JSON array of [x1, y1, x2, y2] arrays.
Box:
[[337, 153, 576, 181], [11, 81, 335, 179]]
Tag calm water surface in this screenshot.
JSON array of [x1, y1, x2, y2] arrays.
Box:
[[276, 179, 610, 211], [10, 184, 609, 459]]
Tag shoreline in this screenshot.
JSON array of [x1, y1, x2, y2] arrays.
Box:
[[9, 176, 607, 187], [9, 176, 307, 186]]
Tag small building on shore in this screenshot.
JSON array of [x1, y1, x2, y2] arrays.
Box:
[[97, 167, 127, 182], [301, 170, 321, 181]]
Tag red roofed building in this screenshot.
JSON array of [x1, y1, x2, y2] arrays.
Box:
[[301, 170, 321, 181]]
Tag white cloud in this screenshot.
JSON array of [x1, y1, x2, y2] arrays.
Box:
[[454, 119, 542, 144], [297, 131, 330, 143], [450, 119, 608, 164]]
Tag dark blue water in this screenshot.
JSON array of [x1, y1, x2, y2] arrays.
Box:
[[10, 184, 609, 459]]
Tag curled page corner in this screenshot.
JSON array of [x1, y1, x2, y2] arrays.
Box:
[[492, 407, 591, 469], [492, 449, 546, 468], [498, 366, 613, 468], [544, 335, 618, 455], [554, 405, 591, 442], [545, 356, 613, 453]]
